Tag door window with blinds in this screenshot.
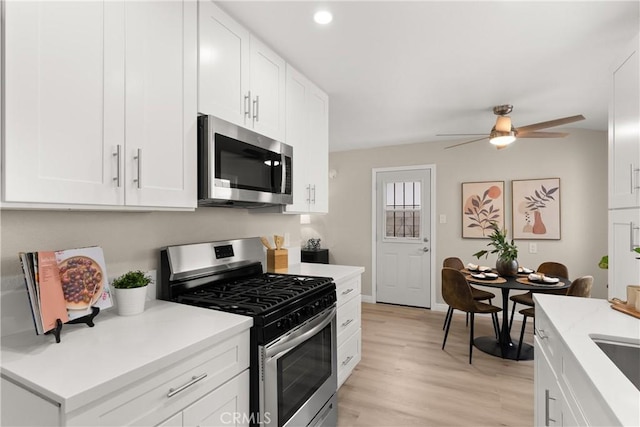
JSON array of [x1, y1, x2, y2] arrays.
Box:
[[384, 181, 422, 241]]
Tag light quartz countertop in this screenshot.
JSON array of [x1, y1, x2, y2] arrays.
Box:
[[0, 300, 252, 413], [534, 294, 640, 426], [286, 263, 365, 283]]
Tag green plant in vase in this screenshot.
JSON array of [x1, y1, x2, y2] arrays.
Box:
[[473, 222, 519, 276], [112, 270, 152, 316]]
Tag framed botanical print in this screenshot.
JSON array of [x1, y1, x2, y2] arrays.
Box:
[[512, 178, 561, 240], [461, 181, 505, 238]]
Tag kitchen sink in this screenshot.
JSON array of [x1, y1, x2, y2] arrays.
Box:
[[591, 336, 640, 391]]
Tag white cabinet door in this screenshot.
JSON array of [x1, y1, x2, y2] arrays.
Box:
[[125, 0, 197, 208], [535, 337, 562, 426], [608, 208, 640, 301], [182, 370, 250, 427], [249, 38, 286, 142], [198, 0, 250, 126], [3, 1, 124, 205], [283, 65, 329, 213], [609, 34, 640, 209], [306, 85, 329, 213], [285, 66, 312, 212], [198, 2, 285, 142]]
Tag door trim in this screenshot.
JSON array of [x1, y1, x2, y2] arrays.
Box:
[[371, 165, 437, 306]]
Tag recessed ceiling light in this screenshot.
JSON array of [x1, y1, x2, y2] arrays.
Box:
[[314, 10, 333, 25]]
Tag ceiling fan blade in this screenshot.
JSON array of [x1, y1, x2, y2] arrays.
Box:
[[517, 131, 569, 138], [444, 136, 489, 149], [436, 133, 488, 137], [516, 115, 585, 133]]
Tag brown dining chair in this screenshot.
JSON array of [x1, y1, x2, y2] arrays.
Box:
[[509, 261, 569, 332], [442, 257, 496, 330], [516, 275, 593, 360], [441, 267, 502, 364]]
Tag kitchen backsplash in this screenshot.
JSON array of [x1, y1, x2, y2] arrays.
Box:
[[1, 208, 302, 336]]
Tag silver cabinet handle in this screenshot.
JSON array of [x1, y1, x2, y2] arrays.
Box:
[[167, 373, 207, 398], [538, 329, 548, 340], [306, 185, 311, 203], [341, 288, 354, 296], [113, 145, 122, 187], [311, 184, 316, 204], [253, 95, 260, 122], [341, 318, 354, 328], [244, 91, 251, 119], [341, 355, 354, 366], [545, 389, 556, 426], [133, 149, 142, 189], [631, 164, 640, 192]]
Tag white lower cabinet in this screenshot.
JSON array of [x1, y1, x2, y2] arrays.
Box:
[[1, 330, 250, 427], [158, 370, 250, 427], [534, 304, 618, 426], [336, 273, 362, 388]]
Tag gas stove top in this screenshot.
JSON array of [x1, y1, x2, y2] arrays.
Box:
[[175, 273, 333, 316]]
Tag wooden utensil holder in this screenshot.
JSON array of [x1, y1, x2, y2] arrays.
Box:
[[267, 249, 288, 273]]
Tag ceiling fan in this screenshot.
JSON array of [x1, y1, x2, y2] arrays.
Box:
[[440, 105, 585, 150]]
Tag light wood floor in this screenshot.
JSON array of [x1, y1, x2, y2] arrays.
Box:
[[337, 303, 534, 427]]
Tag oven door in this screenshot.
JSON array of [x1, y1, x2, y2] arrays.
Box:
[[261, 306, 337, 427]]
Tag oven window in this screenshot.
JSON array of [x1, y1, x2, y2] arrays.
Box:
[[215, 133, 283, 193], [277, 322, 332, 426]]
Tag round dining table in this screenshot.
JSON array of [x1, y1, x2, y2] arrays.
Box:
[[465, 270, 571, 361]]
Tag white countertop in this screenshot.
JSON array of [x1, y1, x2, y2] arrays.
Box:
[[286, 263, 365, 283], [0, 300, 252, 413], [534, 294, 640, 426]]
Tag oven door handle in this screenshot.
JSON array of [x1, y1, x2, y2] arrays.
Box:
[[265, 307, 336, 360]]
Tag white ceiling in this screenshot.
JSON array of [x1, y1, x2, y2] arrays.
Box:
[[218, 1, 640, 152]]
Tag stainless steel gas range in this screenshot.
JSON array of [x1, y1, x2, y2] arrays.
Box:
[[160, 238, 338, 427]]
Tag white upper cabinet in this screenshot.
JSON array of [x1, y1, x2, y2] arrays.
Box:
[[198, 0, 250, 127], [284, 65, 329, 214], [3, 1, 124, 205], [124, 1, 197, 208], [198, 0, 286, 142], [609, 33, 640, 209], [2, 0, 197, 209], [249, 37, 286, 142]]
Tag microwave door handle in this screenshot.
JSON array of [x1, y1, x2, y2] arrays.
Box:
[[281, 153, 287, 194]]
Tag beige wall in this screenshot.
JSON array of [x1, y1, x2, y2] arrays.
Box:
[[310, 128, 609, 303]]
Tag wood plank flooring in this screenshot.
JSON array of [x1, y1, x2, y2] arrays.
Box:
[[337, 303, 534, 427]]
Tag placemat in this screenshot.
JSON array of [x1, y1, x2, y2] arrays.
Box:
[[465, 275, 506, 284], [516, 277, 565, 287]]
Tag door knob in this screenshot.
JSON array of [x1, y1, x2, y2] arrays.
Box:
[[422, 247, 429, 252]]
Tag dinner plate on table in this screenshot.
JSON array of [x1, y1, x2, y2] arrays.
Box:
[[471, 272, 499, 280]]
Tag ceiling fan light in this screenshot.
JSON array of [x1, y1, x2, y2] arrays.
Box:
[[489, 126, 517, 146]]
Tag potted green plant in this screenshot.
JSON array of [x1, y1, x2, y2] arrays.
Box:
[[111, 270, 152, 316], [473, 222, 519, 276]]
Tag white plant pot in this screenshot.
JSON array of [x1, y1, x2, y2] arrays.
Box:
[[114, 286, 147, 316]]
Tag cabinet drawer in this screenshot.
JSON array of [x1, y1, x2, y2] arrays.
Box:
[[535, 308, 561, 375], [336, 275, 361, 307], [68, 331, 249, 426], [337, 329, 361, 388], [337, 296, 360, 342]]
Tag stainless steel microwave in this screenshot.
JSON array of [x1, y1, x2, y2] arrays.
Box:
[[198, 115, 293, 208]]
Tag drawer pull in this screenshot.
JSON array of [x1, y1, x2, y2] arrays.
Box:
[[341, 318, 354, 328], [341, 288, 354, 296], [167, 373, 207, 398], [538, 329, 548, 340], [341, 355, 354, 366]]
